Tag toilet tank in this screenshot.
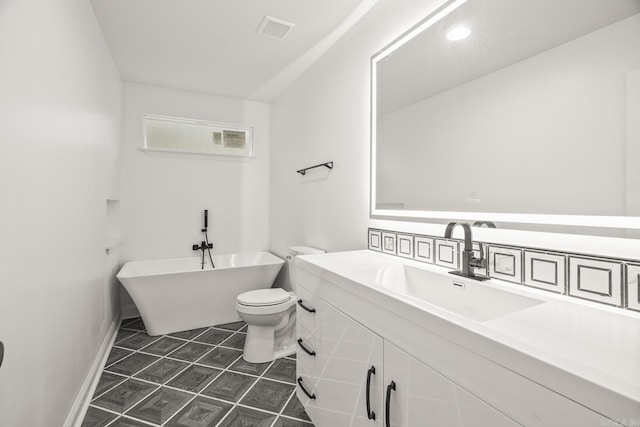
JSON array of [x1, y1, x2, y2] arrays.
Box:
[[285, 246, 325, 292]]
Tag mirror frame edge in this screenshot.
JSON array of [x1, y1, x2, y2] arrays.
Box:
[[369, 0, 640, 233]]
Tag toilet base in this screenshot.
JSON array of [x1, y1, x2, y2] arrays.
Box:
[[242, 326, 297, 363], [273, 343, 296, 360], [237, 294, 297, 363], [243, 325, 275, 363]]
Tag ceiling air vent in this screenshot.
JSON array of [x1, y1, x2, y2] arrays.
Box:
[[256, 15, 295, 40]]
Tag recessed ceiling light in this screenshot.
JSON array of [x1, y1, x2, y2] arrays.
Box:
[[446, 26, 471, 41]]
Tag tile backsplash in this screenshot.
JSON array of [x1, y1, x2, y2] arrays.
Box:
[[368, 228, 639, 312]]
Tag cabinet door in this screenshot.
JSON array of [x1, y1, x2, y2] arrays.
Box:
[[383, 342, 519, 427], [304, 300, 384, 427]]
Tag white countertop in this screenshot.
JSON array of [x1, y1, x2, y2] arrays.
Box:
[[297, 250, 640, 419]]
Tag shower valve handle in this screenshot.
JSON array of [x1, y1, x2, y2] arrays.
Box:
[[192, 242, 213, 250]]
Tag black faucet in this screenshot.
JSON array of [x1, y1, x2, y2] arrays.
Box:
[[193, 241, 213, 269], [444, 222, 489, 281], [193, 210, 215, 269]]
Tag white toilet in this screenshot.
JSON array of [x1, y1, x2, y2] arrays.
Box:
[[236, 246, 324, 363]]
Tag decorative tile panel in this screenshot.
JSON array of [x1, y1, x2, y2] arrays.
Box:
[[229, 357, 272, 376], [197, 347, 242, 369], [367, 227, 640, 311], [220, 332, 247, 350], [396, 234, 414, 259], [414, 236, 434, 263], [489, 246, 522, 284], [435, 239, 459, 269], [127, 387, 193, 425], [92, 379, 157, 413], [218, 406, 277, 427], [117, 333, 159, 350], [140, 337, 186, 356], [569, 257, 622, 306], [82, 406, 118, 427], [264, 358, 297, 383], [167, 342, 213, 362], [93, 372, 127, 398], [134, 358, 189, 384], [368, 229, 382, 252], [105, 347, 133, 367], [281, 395, 313, 422], [524, 251, 566, 293], [214, 321, 247, 331], [382, 232, 397, 255], [166, 365, 222, 393], [202, 371, 257, 402], [169, 327, 208, 340], [627, 264, 640, 312], [194, 328, 233, 345], [239, 379, 295, 413], [107, 352, 159, 376], [165, 396, 233, 427]]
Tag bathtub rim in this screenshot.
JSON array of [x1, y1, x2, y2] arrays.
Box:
[[117, 251, 284, 279]]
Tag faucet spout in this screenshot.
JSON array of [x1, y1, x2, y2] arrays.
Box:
[[444, 222, 489, 281], [444, 222, 473, 252]]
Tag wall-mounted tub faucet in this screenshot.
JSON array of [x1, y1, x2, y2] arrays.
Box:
[[193, 209, 215, 269], [444, 222, 489, 281]]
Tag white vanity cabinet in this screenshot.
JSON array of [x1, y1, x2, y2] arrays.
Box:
[[297, 283, 516, 427], [297, 288, 384, 426], [294, 252, 633, 427], [383, 341, 519, 427]]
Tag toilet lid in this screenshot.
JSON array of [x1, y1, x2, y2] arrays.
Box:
[[237, 288, 291, 307]]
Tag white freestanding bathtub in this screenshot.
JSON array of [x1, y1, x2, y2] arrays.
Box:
[[116, 252, 284, 336]]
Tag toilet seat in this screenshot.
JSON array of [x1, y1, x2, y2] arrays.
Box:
[[237, 288, 291, 307], [236, 289, 296, 316]]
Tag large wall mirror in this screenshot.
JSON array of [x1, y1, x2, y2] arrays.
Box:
[[371, 0, 640, 236]]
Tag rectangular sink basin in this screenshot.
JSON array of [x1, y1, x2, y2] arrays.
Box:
[[363, 264, 544, 322]]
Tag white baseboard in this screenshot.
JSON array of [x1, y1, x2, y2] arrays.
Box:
[[64, 315, 121, 427]]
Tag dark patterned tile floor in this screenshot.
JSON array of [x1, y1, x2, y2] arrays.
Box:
[[83, 318, 312, 427]]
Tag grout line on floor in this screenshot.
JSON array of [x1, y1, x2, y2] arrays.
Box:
[[89, 320, 312, 427]]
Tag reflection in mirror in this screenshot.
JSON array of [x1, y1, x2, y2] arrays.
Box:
[[372, 0, 640, 234]]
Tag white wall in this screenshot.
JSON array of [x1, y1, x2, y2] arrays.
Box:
[[120, 82, 271, 263], [0, 0, 123, 425], [270, 0, 453, 257], [270, 0, 640, 259]]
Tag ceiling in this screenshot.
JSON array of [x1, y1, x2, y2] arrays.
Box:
[[376, 0, 640, 115], [90, 0, 372, 102]]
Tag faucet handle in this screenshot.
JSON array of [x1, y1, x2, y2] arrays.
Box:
[[470, 242, 487, 269]]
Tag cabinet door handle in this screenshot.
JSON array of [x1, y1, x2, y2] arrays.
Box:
[[366, 366, 376, 420], [297, 299, 316, 313], [297, 338, 316, 356], [385, 381, 396, 427], [297, 376, 316, 400]]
